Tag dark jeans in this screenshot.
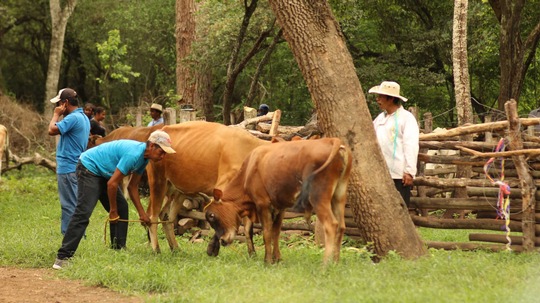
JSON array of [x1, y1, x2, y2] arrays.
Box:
[[393, 179, 411, 208], [57, 162, 129, 260]]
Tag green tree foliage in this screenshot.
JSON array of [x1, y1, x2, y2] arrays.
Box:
[[95, 29, 140, 110], [0, 0, 539, 127]]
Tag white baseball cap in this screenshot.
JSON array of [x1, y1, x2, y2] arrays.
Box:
[[148, 130, 176, 154]]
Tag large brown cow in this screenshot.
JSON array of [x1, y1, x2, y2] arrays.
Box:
[[204, 138, 353, 265], [145, 121, 270, 252], [90, 121, 269, 253], [0, 124, 8, 180]]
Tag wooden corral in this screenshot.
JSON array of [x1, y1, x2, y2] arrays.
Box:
[[176, 100, 540, 254], [410, 100, 539, 252]]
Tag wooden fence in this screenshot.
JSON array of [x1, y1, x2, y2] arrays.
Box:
[[166, 100, 540, 253]]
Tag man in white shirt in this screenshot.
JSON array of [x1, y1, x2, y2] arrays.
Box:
[[370, 81, 419, 208], [148, 103, 164, 126]]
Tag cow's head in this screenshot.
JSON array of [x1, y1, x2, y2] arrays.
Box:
[[205, 189, 256, 254], [205, 189, 242, 248]]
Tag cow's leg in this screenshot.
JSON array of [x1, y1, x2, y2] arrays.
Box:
[[160, 189, 184, 251], [331, 178, 349, 263], [146, 163, 168, 253], [258, 207, 275, 264], [243, 217, 256, 257], [271, 210, 285, 263], [312, 181, 339, 265]]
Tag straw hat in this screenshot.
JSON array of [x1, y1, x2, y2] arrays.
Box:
[[368, 81, 408, 102], [150, 103, 163, 112]]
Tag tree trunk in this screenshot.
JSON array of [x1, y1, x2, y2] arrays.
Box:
[[45, 0, 77, 114], [267, 0, 426, 260], [175, 0, 196, 104], [222, 0, 259, 125], [488, 0, 540, 110], [450, 0, 473, 219]]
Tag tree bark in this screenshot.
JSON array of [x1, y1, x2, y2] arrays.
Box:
[[45, 0, 77, 114], [449, 0, 473, 219], [488, 0, 540, 110], [175, 0, 197, 104], [267, 0, 426, 260]]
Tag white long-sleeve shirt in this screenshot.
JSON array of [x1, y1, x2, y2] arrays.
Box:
[[373, 106, 419, 179]]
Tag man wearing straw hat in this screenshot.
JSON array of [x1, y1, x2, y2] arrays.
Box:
[[369, 81, 419, 209], [147, 103, 164, 126]]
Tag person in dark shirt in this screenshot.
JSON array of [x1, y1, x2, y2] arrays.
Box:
[[90, 106, 106, 137]]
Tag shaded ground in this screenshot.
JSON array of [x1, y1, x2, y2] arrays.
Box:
[[0, 267, 142, 303]]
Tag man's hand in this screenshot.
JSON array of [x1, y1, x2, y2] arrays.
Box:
[[54, 102, 67, 116], [139, 212, 151, 227], [109, 210, 120, 223], [402, 173, 414, 186]]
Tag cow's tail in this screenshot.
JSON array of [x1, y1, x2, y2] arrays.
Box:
[[291, 138, 343, 215]]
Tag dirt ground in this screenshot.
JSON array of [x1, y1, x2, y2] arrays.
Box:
[[0, 267, 142, 303]]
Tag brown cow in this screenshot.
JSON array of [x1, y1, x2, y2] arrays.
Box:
[[205, 138, 352, 265], [145, 121, 270, 252], [0, 124, 8, 180]]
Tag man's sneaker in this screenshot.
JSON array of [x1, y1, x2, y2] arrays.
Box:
[[52, 258, 68, 270]]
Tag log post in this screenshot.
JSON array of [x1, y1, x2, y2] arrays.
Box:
[[484, 114, 493, 143], [505, 99, 536, 252], [179, 105, 196, 123], [417, 112, 432, 216], [163, 108, 176, 125], [136, 108, 142, 126], [269, 109, 282, 137]]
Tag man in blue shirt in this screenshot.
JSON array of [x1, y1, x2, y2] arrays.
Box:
[[53, 130, 176, 269], [48, 88, 91, 235]]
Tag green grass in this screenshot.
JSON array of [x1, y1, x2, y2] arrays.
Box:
[[1, 166, 540, 302]]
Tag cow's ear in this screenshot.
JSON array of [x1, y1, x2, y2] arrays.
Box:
[[213, 189, 223, 200]]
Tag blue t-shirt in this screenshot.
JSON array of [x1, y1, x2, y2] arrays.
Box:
[[56, 108, 91, 174], [79, 140, 149, 179]]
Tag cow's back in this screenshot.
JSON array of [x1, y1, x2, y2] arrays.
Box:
[[94, 124, 164, 146], [232, 138, 345, 208], [160, 121, 270, 194]]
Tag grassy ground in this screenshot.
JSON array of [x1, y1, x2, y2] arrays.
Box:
[[1, 165, 540, 302]]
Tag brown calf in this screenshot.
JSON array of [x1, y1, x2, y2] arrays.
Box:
[[205, 137, 352, 265]]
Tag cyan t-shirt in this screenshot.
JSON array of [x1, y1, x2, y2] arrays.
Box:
[[56, 108, 91, 174], [80, 140, 149, 178]]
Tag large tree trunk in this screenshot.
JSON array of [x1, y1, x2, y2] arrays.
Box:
[[175, 0, 197, 105], [450, 0, 474, 218], [488, 0, 540, 110], [45, 0, 77, 114], [267, 0, 426, 260]]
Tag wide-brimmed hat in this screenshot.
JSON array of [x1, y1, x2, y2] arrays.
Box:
[[368, 81, 408, 102], [148, 130, 176, 154], [150, 103, 163, 112], [50, 88, 77, 103]]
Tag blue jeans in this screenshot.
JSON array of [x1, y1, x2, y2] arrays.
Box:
[[57, 172, 78, 235], [57, 163, 129, 260]]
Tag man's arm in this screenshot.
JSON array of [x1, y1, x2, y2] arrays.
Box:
[[48, 103, 66, 136], [127, 173, 151, 226]]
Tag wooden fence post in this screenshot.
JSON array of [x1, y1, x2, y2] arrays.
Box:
[[505, 99, 536, 252]]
